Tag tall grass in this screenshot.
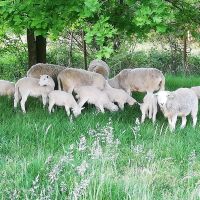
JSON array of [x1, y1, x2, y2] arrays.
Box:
[[1, 75, 200, 199]]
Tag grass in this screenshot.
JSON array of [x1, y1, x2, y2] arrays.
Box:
[[1, 75, 200, 199]]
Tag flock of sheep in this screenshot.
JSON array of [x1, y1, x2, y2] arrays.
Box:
[[0, 59, 200, 131]]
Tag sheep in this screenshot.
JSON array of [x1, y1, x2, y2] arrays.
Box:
[[0, 80, 15, 96], [156, 88, 198, 131], [104, 83, 137, 110], [88, 59, 110, 79], [57, 68, 106, 93], [191, 86, 200, 99], [139, 92, 158, 124], [108, 68, 165, 95], [27, 63, 66, 88], [48, 90, 84, 117], [14, 75, 55, 113], [74, 86, 119, 113]]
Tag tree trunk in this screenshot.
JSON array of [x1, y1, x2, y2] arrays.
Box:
[[68, 32, 73, 67], [183, 34, 188, 73], [27, 29, 36, 68], [82, 30, 87, 70], [36, 35, 47, 63]]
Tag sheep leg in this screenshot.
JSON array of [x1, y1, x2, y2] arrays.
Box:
[[181, 116, 187, 129], [96, 104, 105, 113], [20, 95, 28, 113], [148, 105, 153, 119], [65, 105, 71, 116], [78, 98, 87, 108], [42, 95, 47, 108], [170, 115, 177, 131], [191, 107, 198, 128], [48, 100, 55, 113], [118, 102, 124, 110], [152, 110, 157, 124]]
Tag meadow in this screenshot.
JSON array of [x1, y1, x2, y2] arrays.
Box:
[[1, 75, 200, 200]]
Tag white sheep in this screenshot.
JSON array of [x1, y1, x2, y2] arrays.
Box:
[[191, 86, 200, 99], [104, 83, 137, 110], [27, 63, 66, 88], [139, 92, 158, 123], [0, 80, 15, 96], [48, 90, 84, 117], [57, 68, 106, 93], [74, 86, 119, 113], [27, 63, 66, 80], [156, 88, 198, 131], [108, 68, 165, 95], [14, 75, 55, 113], [88, 59, 110, 79]]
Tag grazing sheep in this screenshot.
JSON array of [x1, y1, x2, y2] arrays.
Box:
[[104, 83, 137, 110], [191, 86, 200, 99], [27, 63, 66, 88], [48, 90, 84, 117], [0, 80, 15, 96], [88, 59, 110, 79], [74, 86, 119, 113], [108, 68, 165, 95], [156, 88, 198, 131], [14, 75, 55, 113], [57, 68, 106, 93], [139, 92, 158, 123]]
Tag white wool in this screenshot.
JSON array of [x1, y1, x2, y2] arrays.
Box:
[[191, 86, 200, 99], [104, 82, 136, 110], [57, 68, 106, 93], [0, 80, 15, 96], [156, 88, 198, 131], [140, 92, 157, 123], [48, 90, 83, 117], [14, 75, 55, 113], [74, 86, 118, 113], [88, 59, 110, 79], [108, 68, 165, 95]]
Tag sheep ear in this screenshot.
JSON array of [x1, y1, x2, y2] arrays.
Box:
[[81, 107, 85, 110]]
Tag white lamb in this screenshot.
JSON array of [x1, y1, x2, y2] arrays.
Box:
[[139, 92, 158, 123], [191, 86, 200, 99], [14, 75, 55, 113], [74, 86, 119, 113], [48, 90, 84, 117], [156, 88, 198, 131], [0, 80, 15, 96], [104, 83, 137, 110]]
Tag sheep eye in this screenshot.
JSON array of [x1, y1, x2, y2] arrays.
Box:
[[46, 75, 49, 78]]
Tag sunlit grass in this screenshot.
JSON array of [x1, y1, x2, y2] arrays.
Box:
[[1, 75, 200, 199]]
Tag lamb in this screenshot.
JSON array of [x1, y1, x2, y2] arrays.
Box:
[[27, 63, 66, 88], [14, 75, 55, 113], [139, 92, 158, 123], [74, 86, 119, 113], [156, 88, 198, 131], [48, 90, 84, 117], [57, 68, 106, 93], [88, 59, 110, 79], [108, 68, 165, 95], [191, 86, 200, 99], [104, 83, 137, 110], [0, 80, 15, 96]]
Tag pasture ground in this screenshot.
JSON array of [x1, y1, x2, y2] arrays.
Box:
[[1, 75, 200, 199]]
